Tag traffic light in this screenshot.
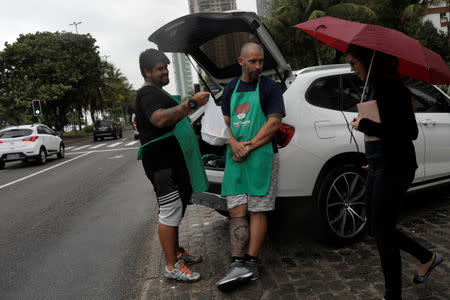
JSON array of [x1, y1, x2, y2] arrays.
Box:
[[32, 99, 42, 116]]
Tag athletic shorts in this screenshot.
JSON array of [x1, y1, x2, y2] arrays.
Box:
[[143, 159, 193, 226], [226, 153, 279, 212]]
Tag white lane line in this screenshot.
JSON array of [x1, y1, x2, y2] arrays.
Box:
[[121, 138, 127, 141], [66, 147, 139, 155], [71, 145, 90, 151], [108, 155, 124, 159], [65, 146, 75, 150], [107, 142, 122, 148], [89, 143, 105, 149], [125, 141, 139, 146], [0, 152, 91, 190]]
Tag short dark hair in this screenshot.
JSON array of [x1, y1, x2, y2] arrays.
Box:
[[139, 49, 170, 78], [346, 44, 399, 88]]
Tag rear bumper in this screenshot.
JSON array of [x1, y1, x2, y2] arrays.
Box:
[[0, 152, 38, 162], [93, 131, 114, 137]]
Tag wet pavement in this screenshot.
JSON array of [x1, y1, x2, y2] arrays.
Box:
[[139, 187, 450, 300]]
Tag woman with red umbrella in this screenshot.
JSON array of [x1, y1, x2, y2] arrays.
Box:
[[348, 44, 443, 300]]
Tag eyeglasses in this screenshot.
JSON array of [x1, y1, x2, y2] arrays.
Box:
[[349, 59, 359, 67]]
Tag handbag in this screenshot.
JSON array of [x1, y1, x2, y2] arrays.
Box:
[[201, 96, 229, 146]]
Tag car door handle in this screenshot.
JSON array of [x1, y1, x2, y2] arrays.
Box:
[[422, 119, 437, 126]]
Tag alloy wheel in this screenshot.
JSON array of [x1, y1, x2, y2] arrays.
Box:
[[326, 171, 367, 238]]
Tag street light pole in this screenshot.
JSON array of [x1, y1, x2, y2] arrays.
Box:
[[69, 21, 82, 34]]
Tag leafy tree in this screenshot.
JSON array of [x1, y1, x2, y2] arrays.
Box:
[[264, 0, 376, 69], [0, 32, 103, 130]]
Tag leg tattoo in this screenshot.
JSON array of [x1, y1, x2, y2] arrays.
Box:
[[230, 216, 249, 257]]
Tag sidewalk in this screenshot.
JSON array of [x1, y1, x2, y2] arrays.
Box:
[[140, 195, 449, 300]]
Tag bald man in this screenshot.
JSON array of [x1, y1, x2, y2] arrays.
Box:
[[216, 42, 285, 290]]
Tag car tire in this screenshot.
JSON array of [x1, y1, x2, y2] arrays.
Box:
[[134, 135, 138, 140], [101, 137, 104, 141], [57, 143, 65, 158], [0, 160, 5, 169], [314, 163, 367, 243], [37, 147, 47, 165]]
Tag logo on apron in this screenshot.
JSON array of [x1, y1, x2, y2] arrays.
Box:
[[235, 102, 251, 120]]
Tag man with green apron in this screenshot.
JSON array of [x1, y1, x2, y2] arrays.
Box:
[[135, 49, 209, 283], [216, 43, 285, 290]]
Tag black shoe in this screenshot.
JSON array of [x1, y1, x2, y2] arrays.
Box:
[[413, 252, 443, 284]]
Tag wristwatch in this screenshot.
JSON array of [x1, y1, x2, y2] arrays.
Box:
[[188, 98, 198, 110]]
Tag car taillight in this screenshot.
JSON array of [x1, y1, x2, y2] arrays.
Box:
[[133, 121, 136, 130], [0, 140, 2, 144], [110, 124, 114, 129], [23, 136, 39, 142], [276, 124, 295, 148]]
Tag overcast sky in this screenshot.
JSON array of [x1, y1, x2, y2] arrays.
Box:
[[1, 0, 258, 94]]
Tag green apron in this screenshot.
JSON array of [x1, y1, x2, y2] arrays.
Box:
[[137, 83, 208, 194], [221, 78, 273, 196]]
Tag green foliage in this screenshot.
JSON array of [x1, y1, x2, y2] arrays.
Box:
[[416, 20, 450, 62], [82, 125, 94, 133]]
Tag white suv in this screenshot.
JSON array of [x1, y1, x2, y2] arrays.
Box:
[[0, 124, 65, 169], [150, 11, 450, 241]]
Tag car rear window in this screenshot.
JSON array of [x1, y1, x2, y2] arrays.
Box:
[[0, 129, 33, 138], [96, 121, 111, 126]]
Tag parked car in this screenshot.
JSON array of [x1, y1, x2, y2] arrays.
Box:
[[0, 124, 65, 169], [93, 120, 123, 141], [150, 11, 450, 242], [132, 114, 139, 140]]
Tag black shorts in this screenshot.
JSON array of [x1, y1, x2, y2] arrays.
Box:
[[142, 154, 193, 226]]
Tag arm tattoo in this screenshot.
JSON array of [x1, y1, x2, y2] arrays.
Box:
[[229, 216, 249, 257], [150, 102, 190, 128]]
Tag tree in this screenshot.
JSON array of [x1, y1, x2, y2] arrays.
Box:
[[264, 0, 376, 70], [0, 32, 103, 130]]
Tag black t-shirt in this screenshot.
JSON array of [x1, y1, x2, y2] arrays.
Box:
[[221, 76, 285, 153], [135, 85, 184, 171]]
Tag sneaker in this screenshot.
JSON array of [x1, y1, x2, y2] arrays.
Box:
[[216, 261, 253, 290], [244, 260, 260, 281], [164, 260, 202, 283], [177, 247, 202, 265]]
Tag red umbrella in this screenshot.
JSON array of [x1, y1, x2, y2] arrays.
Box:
[[294, 16, 450, 84]]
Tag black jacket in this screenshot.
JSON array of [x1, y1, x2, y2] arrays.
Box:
[[358, 79, 418, 173]]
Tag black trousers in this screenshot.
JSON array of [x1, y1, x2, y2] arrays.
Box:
[[366, 161, 432, 300]]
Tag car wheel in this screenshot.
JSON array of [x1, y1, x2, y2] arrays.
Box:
[[315, 164, 367, 242], [134, 135, 138, 140], [57, 143, 65, 158], [101, 137, 104, 141], [0, 160, 5, 169], [37, 147, 47, 165]]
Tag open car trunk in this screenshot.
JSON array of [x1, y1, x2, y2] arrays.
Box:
[[150, 11, 295, 196]]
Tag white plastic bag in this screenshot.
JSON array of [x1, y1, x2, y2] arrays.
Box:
[[201, 96, 229, 146]]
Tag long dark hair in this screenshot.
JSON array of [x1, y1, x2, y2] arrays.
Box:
[[346, 44, 401, 89]]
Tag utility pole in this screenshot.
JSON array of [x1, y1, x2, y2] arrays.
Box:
[[69, 21, 82, 34]]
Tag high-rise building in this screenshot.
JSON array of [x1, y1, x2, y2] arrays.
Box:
[[188, 0, 236, 13], [169, 0, 237, 96], [172, 52, 194, 100], [257, 0, 272, 18]]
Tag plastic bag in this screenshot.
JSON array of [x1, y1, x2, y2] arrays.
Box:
[[201, 96, 229, 146]]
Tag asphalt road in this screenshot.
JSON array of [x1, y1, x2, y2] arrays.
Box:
[[0, 131, 157, 299]]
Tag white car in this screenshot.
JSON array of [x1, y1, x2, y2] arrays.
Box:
[[0, 124, 65, 169], [150, 11, 450, 241]]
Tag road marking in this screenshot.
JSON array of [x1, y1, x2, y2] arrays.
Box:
[[66, 147, 139, 155], [0, 152, 91, 190], [108, 155, 124, 159], [65, 146, 75, 150], [89, 143, 105, 149], [125, 141, 139, 146], [107, 142, 122, 148], [121, 138, 127, 141], [72, 145, 90, 151]]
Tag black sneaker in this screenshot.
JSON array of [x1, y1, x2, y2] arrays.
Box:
[[216, 261, 253, 290], [244, 260, 260, 281]]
